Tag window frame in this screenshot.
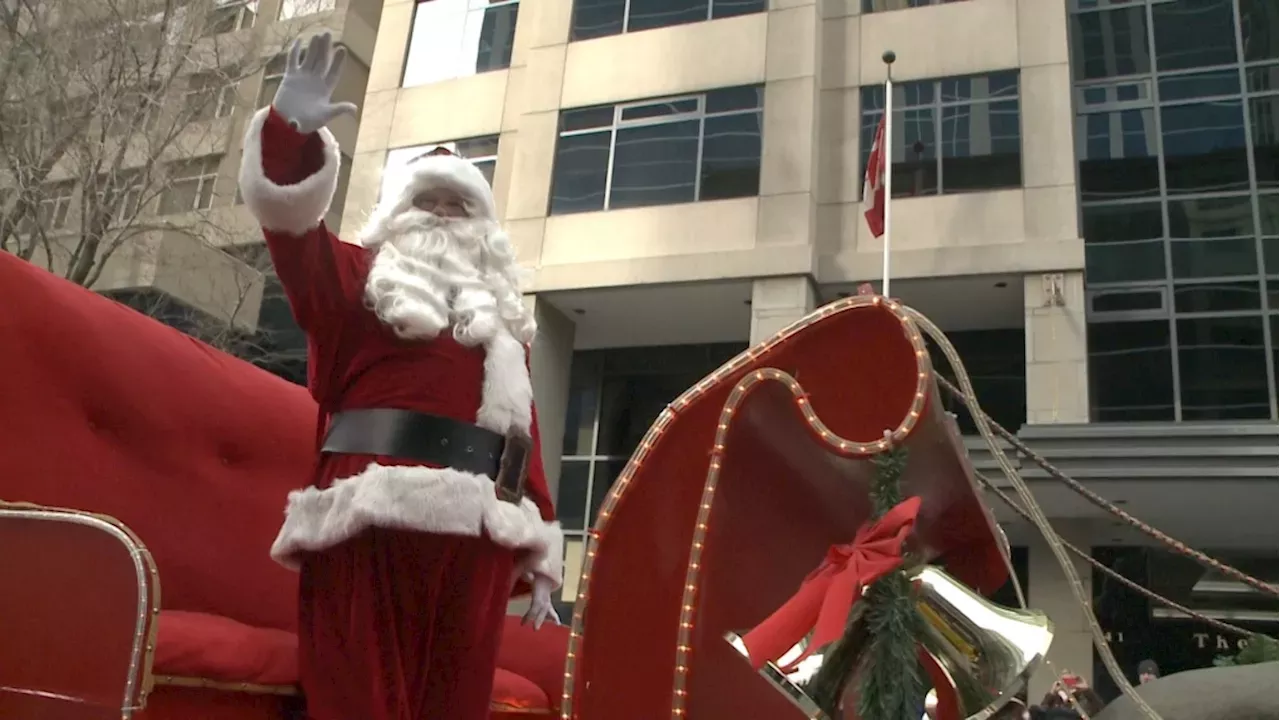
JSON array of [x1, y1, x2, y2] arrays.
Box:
[[278, 0, 336, 21], [400, 0, 520, 88], [1070, 0, 1279, 421], [160, 156, 222, 215], [569, 0, 767, 42], [550, 86, 765, 214], [204, 0, 257, 35], [19, 181, 75, 234], [185, 70, 238, 121], [858, 71, 1025, 199]]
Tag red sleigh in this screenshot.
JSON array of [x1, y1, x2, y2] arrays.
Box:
[[0, 250, 1010, 720]]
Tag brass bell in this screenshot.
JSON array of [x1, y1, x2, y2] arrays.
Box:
[[910, 565, 1053, 720]]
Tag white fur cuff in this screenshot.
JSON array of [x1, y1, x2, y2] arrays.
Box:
[[270, 462, 565, 591], [523, 524, 565, 589], [238, 106, 341, 236]]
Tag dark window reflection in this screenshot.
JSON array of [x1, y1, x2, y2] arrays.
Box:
[[1088, 320, 1176, 422], [1168, 195, 1259, 278], [569, 0, 765, 41], [1176, 315, 1271, 419], [1250, 95, 1278, 189], [589, 459, 628, 522], [556, 460, 590, 531], [549, 87, 764, 215], [609, 121, 700, 209], [1071, 5, 1151, 81], [1240, 0, 1279, 62], [1077, 110, 1161, 202], [1151, 0, 1238, 72], [926, 329, 1026, 434], [859, 72, 1021, 199], [625, 0, 707, 33], [701, 113, 763, 200], [1082, 202, 1167, 284], [1160, 101, 1250, 195], [549, 132, 611, 215]]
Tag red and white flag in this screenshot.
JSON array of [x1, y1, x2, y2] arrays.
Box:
[[862, 114, 887, 238]]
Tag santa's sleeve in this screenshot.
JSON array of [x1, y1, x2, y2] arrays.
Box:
[[237, 106, 359, 332]]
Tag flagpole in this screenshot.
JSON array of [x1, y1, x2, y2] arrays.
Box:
[[881, 50, 896, 298]]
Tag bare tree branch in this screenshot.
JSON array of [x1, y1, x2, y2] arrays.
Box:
[[0, 0, 327, 374]]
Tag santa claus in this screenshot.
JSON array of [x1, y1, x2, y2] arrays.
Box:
[[236, 33, 562, 720]]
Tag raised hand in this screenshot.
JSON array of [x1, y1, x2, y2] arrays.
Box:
[[272, 32, 358, 135]]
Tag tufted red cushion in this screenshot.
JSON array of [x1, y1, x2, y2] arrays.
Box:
[[491, 667, 549, 711], [154, 610, 298, 686], [0, 253, 316, 633]]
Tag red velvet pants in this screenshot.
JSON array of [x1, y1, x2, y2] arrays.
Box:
[[297, 528, 515, 720]]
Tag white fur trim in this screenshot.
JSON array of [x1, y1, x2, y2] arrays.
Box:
[[383, 153, 497, 222], [270, 462, 564, 589], [237, 106, 342, 236], [477, 330, 534, 436]]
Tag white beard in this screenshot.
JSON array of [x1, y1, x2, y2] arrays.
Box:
[[360, 210, 536, 347]]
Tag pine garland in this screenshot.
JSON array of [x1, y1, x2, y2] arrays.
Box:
[[802, 446, 925, 719]]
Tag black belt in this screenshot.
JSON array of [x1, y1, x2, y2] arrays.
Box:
[[321, 409, 530, 503]]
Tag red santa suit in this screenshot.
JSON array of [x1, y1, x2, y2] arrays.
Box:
[[237, 106, 563, 720]]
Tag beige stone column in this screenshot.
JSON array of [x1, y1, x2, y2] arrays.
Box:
[[524, 294, 576, 502], [750, 276, 817, 344], [1027, 521, 1095, 698], [1024, 271, 1089, 424], [510, 294, 575, 616]]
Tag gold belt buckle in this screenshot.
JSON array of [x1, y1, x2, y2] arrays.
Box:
[[495, 433, 531, 505]]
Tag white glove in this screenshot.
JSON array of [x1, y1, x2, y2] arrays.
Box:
[[272, 32, 358, 135], [522, 574, 561, 631]]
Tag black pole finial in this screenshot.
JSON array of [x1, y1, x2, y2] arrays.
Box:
[[882, 50, 896, 65]]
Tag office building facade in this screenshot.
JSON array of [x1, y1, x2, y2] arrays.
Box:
[[346, 0, 1277, 695]]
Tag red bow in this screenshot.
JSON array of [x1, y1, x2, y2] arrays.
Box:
[[743, 496, 922, 672]]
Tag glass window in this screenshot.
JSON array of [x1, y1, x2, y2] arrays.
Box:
[[1176, 315, 1271, 419], [159, 156, 221, 215], [570, 0, 765, 41], [1249, 95, 1278, 189], [1077, 110, 1160, 202], [185, 70, 237, 121], [1070, 4, 1151, 81], [556, 461, 590, 530], [18, 181, 75, 234], [860, 72, 1021, 198], [1159, 101, 1249, 195], [862, 0, 972, 10], [204, 0, 257, 35], [1239, 0, 1279, 63], [1082, 202, 1167, 284], [549, 86, 764, 215], [279, 0, 335, 20], [403, 0, 518, 88], [1088, 320, 1176, 421], [1151, 0, 1238, 72], [380, 136, 500, 203], [1167, 195, 1258, 278], [258, 54, 287, 109], [926, 328, 1025, 434]]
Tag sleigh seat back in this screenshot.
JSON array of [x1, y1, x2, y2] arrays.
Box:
[[0, 502, 160, 720]]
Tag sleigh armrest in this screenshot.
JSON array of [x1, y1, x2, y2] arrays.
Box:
[[0, 502, 160, 718]]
